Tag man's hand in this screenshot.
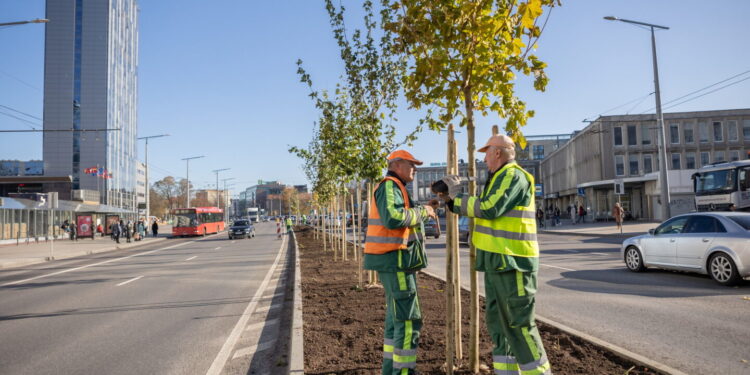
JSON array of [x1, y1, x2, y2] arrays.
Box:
[[441, 175, 462, 199], [424, 204, 437, 220]]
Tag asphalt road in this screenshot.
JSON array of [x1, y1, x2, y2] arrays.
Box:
[[0, 222, 288, 375], [421, 232, 750, 375]]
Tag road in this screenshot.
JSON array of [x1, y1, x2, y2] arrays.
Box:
[[0, 222, 290, 375], [422, 232, 750, 375]]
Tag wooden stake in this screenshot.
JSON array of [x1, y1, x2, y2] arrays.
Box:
[[445, 124, 457, 373]]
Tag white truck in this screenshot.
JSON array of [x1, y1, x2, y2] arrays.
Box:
[[246, 207, 260, 223], [693, 160, 750, 211]]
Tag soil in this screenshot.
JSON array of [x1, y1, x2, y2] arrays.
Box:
[[297, 227, 662, 375]]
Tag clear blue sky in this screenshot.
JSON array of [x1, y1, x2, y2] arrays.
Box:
[[2, 0, 749, 194]]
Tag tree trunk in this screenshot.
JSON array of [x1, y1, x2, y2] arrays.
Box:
[[342, 190, 348, 261], [356, 181, 364, 288], [463, 85, 478, 371]]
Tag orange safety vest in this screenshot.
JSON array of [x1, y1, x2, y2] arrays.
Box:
[[364, 176, 411, 254]]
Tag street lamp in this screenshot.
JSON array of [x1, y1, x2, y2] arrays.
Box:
[[0, 18, 48, 27], [222, 178, 236, 219], [181, 155, 205, 208], [604, 16, 671, 220], [212, 168, 230, 207], [137, 134, 169, 221]]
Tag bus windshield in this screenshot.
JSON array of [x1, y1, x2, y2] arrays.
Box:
[[174, 212, 198, 227], [695, 169, 736, 194]]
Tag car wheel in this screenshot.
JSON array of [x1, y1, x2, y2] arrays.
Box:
[[708, 253, 742, 286], [434, 234, 440, 239], [624, 246, 646, 272], [229, 235, 232, 240]]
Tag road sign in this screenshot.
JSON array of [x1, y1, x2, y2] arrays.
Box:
[[577, 188, 585, 196], [614, 180, 625, 195], [535, 184, 543, 197]]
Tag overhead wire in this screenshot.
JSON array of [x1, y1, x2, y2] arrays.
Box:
[[640, 69, 750, 113], [0, 104, 43, 121]]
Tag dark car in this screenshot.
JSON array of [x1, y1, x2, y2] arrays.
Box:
[[424, 218, 441, 239], [228, 220, 255, 239], [458, 216, 470, 243]]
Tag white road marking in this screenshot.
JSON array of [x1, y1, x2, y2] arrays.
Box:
[[116, 275, 143, 286], [206, 236, 287, 375], [591, 252, 609, 256], [0, 236, 215, 287], [231, 241, 236, 244], [245, 318, 280, 332], [541, 264, 577, 272], [186, 256, 197, 261], [232, 339, 277, 359], [215, 247, 222, 250]]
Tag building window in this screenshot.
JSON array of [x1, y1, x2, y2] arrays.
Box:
[[686, 152, 696, 169], [669, 123, 680, 144], [628, 154, 639, 175], [713, 121, 723, 142], [671, 153, 681, 170], [627, 125, 637, 146], [730, 150, 740, 161], [643, 154, 653, 174], [700, 152, 710, 167], [615, 155, 625, 176], [743, 120, 750, 141], [699, 122, 709, 143], [683, 123, 694, 144], [728, 120, 738, 142], [714, 151, 725, 163], [614, 127, 623, 146], [532, 145, 544, 160], [642, 124, 652, 145]]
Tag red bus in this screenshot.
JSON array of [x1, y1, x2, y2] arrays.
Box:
[[172, 207, 225, 237]]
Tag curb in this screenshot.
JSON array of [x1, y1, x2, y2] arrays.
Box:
[[0, 236, 170, 270], [419, 270, 688, 375], [289, 230, 305, 374]]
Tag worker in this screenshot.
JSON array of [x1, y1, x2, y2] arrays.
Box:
[[364, 150, 436, 375], [439, 134, 551, 375], [285, 216, 293, 233]]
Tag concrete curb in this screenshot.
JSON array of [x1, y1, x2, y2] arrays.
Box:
[[289, 230, 305, 374], [0, 237, 170, 269], [419, 270, 687, 375]]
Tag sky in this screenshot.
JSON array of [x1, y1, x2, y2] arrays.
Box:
[[1, 0, 749, 195]]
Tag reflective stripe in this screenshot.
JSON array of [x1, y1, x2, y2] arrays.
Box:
[[366, 235, 408, 244], [505, 209, 536, 219], [516, 271, 525, 297], [460, 197, 469, 216], [495, 370, 520, 375], [472, 198, 482, 217], [368, 218, 383, 226], [393, 356, 417, 368], [521, 327, 540, 361], [402, 210, 413, 227], [404, 320, 412, 350], [394, 348, 417, 357], [474, 225, 538, 242], [520, 356, 551, 375], [519, 355, 548, 371], [384, 338, 394, 358], [397, 272, 407, 291], [494, 362, 520, 371], [493, 355, 517, 363]]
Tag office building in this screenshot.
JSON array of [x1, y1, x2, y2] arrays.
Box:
[[43, 0, 139, 210]]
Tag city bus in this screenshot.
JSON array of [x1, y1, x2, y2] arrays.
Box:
[[692, 160, 750, 211], [172, 207, 225, 237]]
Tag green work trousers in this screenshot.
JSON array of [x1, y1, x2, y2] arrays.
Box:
[[379, 271, 422, 375], [484, 270, 551, 375]]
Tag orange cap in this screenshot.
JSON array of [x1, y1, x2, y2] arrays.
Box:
[[387, 150, 423, 165], [478, 134, 515, 153]]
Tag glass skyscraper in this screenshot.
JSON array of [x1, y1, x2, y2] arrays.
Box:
[[43, 0, 139, 210]]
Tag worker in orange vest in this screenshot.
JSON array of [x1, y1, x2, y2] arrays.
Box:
[[364, 150, 436, 374]]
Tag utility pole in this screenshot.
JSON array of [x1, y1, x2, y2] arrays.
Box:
[[212, 168, 230, 207], [182, 155, 205, 208], [137, 134, 169, 221]]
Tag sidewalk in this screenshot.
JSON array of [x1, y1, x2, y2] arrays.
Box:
[[0, 226, 172, 270], [539, 219, 658, 239]]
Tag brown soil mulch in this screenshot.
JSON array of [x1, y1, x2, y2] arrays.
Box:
[[297, 227, 662, 374]]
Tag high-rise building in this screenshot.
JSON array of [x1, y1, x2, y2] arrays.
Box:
[[42, 0, 139, 210]]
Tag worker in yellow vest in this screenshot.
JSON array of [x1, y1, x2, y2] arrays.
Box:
[[439, 135, 551, 375], [364, 150, 436, 375]]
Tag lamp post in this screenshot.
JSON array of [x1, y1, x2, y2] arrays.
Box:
[[604, 16, 671, 220], [0, 18, 48, 27], [137, 134, 169, 221], [181, 155, 205, 208], [212, 168, 230, 207], [222, 178, 236, 220]]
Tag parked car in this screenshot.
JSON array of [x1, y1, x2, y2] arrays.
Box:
[[424, 217, 441, 239], [228, 219, 255, 239], [458, 216, 470, 243], [621, 212, 750, 286]]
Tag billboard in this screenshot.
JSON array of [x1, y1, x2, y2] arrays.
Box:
[[77, 215, 93, 238]]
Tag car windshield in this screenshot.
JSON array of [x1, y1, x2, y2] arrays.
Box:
[[233, 220, 249, 227], [695, 169, 736, 194], [728, 215, 750, 230]]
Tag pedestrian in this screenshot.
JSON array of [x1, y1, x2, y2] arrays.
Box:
[[97, 223, 104, 238], [125, 221, 133, 243], [151, 220, 159, 237], [136, 220, 145, 241], [728, 203, 737, 211], [61, 220, 69, 237], [69, 221, 77, 241], [613, 202, 624, 231], [286, 216, 293, 234], [439, 135, 552, 375], [110, 221, 120, 243], [568, 204, 575, 225], [536, 207, 545, 228], [363, 149, 436, 374], [578, 204, 586, 224], [554, 206, 561, 226]]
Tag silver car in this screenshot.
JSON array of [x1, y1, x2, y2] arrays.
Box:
[[621, 212, 750, 286]]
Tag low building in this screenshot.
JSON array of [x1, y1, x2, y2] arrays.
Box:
[[0, 160, 44, 176], [540, 108, 750, 221]]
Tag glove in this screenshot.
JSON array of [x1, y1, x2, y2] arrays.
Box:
[[441, 175, 462, 199]]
